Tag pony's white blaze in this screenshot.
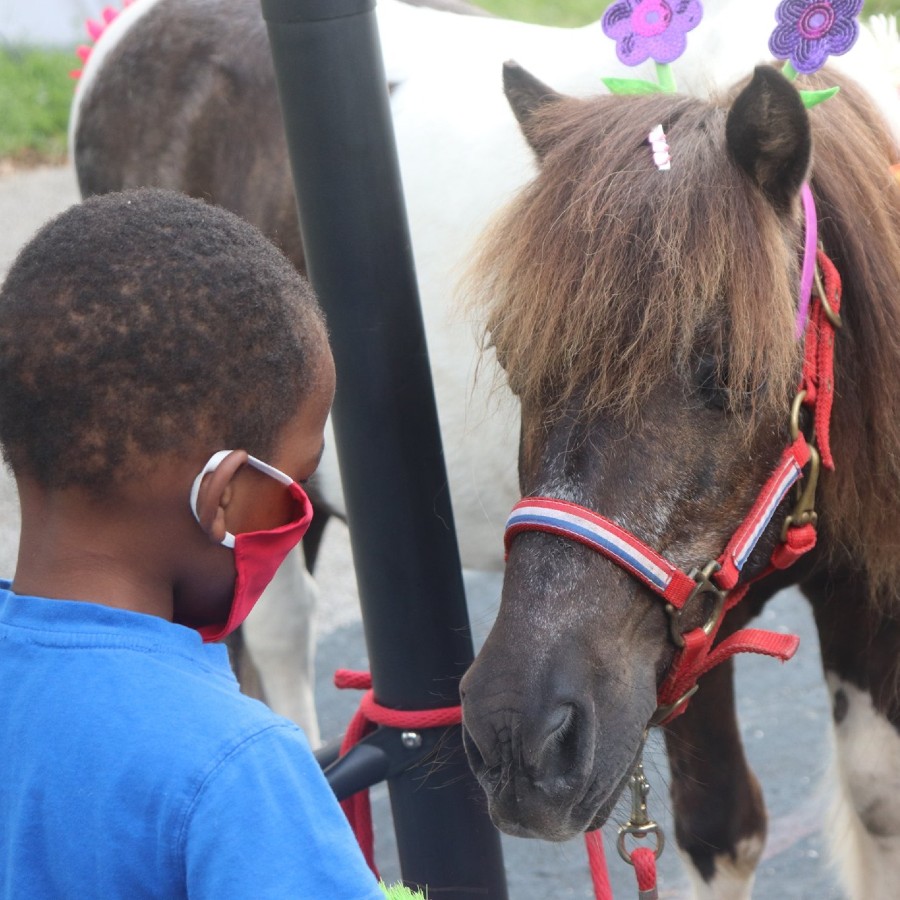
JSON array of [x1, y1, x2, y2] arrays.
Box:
[[825, 675, 900, 900], [68, 0, 166, 157], [679, 836, 762, 900]]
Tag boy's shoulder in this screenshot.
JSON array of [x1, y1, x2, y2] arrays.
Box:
[[0, 583, 304, 757], [0, 585, 384, 900]]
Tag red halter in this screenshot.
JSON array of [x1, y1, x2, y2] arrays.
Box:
[[505, 189, 842, 725]]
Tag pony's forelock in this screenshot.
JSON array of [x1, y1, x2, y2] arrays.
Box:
[[467, 92, 801, 426]]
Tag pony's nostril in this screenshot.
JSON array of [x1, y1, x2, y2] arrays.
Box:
[[531, 701, 587, 784], [546, 702, 577, 742]]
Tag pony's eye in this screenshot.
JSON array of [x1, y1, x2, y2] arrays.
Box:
[[694, 355, 729, 410]]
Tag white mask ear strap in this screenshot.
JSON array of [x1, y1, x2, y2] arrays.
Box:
[[190, 450, 236, 548], [189, 450, 294, 549], [243, 455, 293, 486]]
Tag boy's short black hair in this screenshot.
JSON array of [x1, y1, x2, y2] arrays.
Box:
[[0, 188, 327, 492]]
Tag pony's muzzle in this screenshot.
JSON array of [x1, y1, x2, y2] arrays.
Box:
[[460, 675, 599, 839]]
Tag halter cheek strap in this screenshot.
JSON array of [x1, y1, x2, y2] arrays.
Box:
[[504, 185, 842, 725]]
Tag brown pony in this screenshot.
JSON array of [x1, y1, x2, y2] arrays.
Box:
[[461, 63, 900, 897]]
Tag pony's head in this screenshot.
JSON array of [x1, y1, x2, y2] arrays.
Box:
[[460, 62, 900, 841]]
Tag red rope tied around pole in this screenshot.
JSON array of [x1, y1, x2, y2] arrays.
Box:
[[333, 669, 463, 878], [336, 671, 631, 900]]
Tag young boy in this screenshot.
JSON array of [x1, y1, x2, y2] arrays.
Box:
[[0, 189, 384, 899]]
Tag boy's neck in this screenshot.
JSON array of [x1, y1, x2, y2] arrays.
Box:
[[12, 476, 175, 620]]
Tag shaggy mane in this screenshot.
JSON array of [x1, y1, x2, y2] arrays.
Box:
[[467, 67, 900, 596]]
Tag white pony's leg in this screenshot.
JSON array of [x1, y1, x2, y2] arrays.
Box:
[[678, 837, 762, 900], [242, 549, 321, 747], [824, 674, 900, 899]]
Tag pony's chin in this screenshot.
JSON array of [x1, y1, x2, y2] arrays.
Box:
[[489, 813, 588, 843], [484, 781, 622, 843]]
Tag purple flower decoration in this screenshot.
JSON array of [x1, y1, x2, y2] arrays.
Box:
[[769, 0, 862, 75], [602, 0, 704, 67]]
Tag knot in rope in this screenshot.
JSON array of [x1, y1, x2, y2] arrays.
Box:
[[333, 669, 462, 877]]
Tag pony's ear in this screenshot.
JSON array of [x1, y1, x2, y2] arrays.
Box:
[[726, 65, 811, 213], [503, 60, 563, 159]]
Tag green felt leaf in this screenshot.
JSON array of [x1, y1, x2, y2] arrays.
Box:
[[601, 77, 664, 96], [799, 86, 840, 109]]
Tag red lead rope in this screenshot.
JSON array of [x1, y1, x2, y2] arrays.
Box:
[[586, 832, 615, 899]]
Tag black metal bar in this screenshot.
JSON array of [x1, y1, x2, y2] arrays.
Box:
[[259, 2, 508, 896], [323, 725, 443, 801], [323, 740, 391, 800]]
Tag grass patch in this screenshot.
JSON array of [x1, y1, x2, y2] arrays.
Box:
[[0, 46, 73, 165], [478, 0, 603, 26], [866, 0, 900, 15]]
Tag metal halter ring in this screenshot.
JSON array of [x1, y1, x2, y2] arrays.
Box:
[[789, 389, 808, 442], [617, 821, 665, 864], [664, 560, 727, 649], [648, 685, 698, 727]]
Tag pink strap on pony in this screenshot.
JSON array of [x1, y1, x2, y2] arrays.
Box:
[[796, 182, 817, 338]]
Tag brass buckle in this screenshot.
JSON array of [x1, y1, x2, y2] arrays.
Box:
[[782, 390, 821, 540], [664, 560, 726, 650], [781, 443, 820, 539]]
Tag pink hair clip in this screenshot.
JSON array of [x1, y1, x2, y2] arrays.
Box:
[[648, 124, 671, 171]]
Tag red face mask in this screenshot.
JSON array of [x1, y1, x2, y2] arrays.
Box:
[[189, 450, 313, 642]]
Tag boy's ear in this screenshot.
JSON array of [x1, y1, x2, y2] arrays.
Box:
[[193, 450, 248, 544]]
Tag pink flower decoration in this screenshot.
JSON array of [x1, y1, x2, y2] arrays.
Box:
[[602, 0, 704, 67]]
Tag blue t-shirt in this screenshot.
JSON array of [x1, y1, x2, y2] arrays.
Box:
[[0, 582, 384, 899]]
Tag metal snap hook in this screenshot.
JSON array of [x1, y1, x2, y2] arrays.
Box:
[[616, 754, 666, 864], [781, 443, 821, 540]]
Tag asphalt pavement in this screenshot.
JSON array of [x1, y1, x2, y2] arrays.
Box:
[[0, 164, 844, 899]]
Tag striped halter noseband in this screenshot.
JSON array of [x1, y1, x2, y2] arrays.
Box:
[[504, 184, 841, 724]]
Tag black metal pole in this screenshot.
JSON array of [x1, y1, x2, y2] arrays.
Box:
[[259, 1, 508, 896]]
